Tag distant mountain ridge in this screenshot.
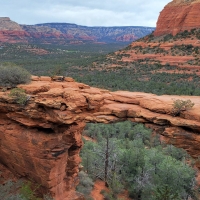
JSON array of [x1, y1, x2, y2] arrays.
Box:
[[0, 18, 155, 44], [35, 23, 154, 42]]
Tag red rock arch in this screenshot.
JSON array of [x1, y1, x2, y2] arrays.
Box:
[[0, 77, 200, 199]]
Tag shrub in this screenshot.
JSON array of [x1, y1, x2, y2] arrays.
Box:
[[9, 88, 29, 105], [76, 171, 94, 196], [171, 99, 194, 116], [0, 64, 31, 87], [49, 65, 65, 79], [0, 179, 24, 200], [20, 181, 41, 200]]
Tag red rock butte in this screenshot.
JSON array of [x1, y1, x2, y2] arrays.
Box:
[[1, 77, 200, 199], [154, 0, 200, 36]]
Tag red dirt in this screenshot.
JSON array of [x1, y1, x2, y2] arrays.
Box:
[[90, 179, 131, 200], [91, 179, 108, 200], [118, 191, 132, 200]]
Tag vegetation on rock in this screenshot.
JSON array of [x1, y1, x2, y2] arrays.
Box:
[[9, 88, 29, 105], [20, 181, 41, 200], [0, 63, 31, 87], [171, 99, 195, 116]]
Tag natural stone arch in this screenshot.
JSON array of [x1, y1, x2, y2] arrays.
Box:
[[0, 77, 200, 199]]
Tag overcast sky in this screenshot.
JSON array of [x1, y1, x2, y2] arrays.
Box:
[[1, 0, 171, 27]]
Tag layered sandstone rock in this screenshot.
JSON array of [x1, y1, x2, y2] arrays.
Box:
[[1, 77, 200, 199], [111, 34, 200, 73], [0, 30, 29, 43], [154, 0, 200, 36], [0, 18, 28, 43]]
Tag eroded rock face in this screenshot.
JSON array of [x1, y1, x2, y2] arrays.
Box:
[[154, 0, 200, 36], [1, 77, 200, 199]]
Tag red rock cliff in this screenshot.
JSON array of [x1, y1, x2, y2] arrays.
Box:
[[154, 0, 200, 36], [0, 17, 28, 43], [1, 77, 200, 199]]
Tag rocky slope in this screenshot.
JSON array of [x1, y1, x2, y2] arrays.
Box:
[[1, 77, 200, 199], [0, 17, 154, 44], [110, 28, 200, 70], [105, 0, 200, 73], [154, 0, 200, 36]]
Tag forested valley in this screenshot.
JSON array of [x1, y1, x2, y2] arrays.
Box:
[[78, 122, 198, 200]]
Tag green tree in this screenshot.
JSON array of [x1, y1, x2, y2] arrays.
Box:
[[171, 99, 194, 116], [80, 122, 198, 199], [153, 156, 197, 200]]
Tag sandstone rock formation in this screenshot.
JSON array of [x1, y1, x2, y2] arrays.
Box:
[[0, 18, 28, 43], [154, 0, 200, 36], [0, 77, 200, 199]]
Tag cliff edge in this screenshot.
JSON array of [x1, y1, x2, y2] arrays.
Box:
[[154, 0, 200, 36]]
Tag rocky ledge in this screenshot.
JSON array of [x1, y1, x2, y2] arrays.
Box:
[[0, 76, 200, 199]]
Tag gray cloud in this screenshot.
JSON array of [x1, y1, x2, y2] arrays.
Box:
[[1, 0, 171, 26]]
